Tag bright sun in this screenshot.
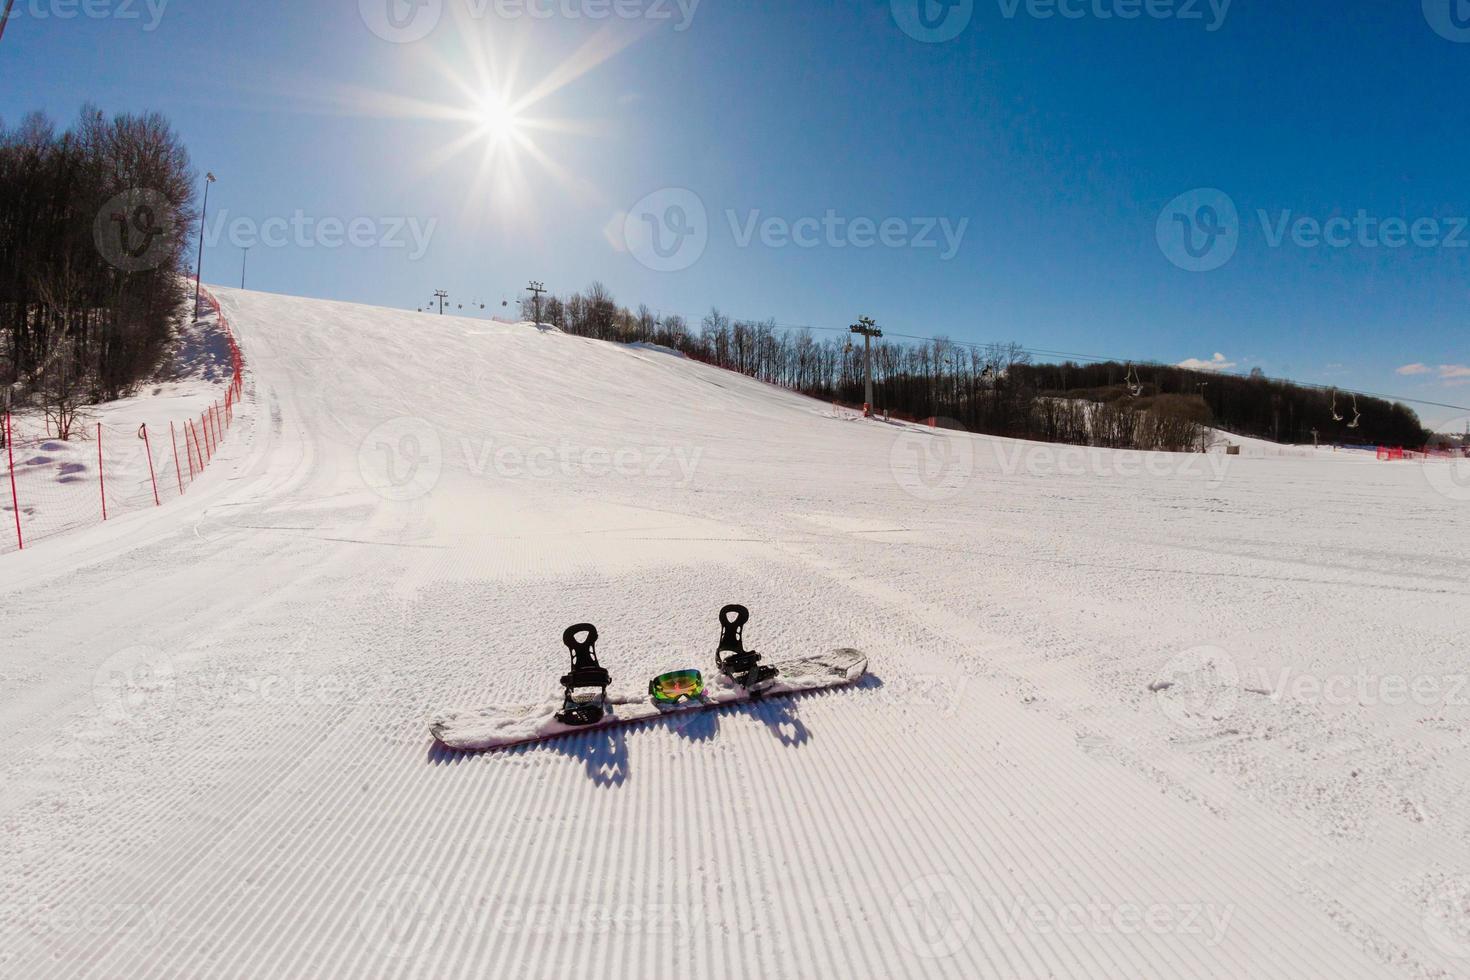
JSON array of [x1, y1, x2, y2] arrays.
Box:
[[477, 94, 522, 144], [326, 19, 649, 220]]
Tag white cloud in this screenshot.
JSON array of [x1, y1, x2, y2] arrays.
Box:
[[1177, 353, 1236, 373], [1394, 363, 1469, 384]]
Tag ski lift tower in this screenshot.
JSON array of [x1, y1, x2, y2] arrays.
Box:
[[527, 280, 547, 326], [850, 317, 883, 417]]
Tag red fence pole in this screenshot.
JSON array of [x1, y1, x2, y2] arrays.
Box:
[[201, 412, 212, 461], [5, 413, 21, 551], [140, 424, 160, 506], [170, 421, 184, 495], [97, 422, 107, 521], [185, 422, 197, 481]]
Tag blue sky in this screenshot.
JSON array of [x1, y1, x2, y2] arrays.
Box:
[[3, 0, 1467, 426]]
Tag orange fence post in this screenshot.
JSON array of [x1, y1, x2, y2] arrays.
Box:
[[5, 413, 21, 551], [170, 421, 184, 494], [140, 424, 160, 506], [97, 422, 107, 521]]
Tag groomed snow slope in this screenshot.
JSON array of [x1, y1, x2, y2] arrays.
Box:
[[2, 288, 1469, 979]]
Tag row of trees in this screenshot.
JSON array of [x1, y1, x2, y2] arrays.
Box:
[[523, 284, 1430, 451], [1014, 362, 1429, 447], [0, 107, 197, 437]]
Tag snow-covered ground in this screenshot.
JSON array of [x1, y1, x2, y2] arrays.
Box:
[[1202, 426, 1383, 460], [2, 305, 241, 552], [2, 287, 1469, 978]]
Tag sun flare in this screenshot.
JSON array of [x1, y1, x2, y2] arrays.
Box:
[[476, 93, 522, 145], [315, 18, 647, 224]]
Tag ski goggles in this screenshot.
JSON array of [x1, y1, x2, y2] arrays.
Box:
[[649, 669, 705, 703]]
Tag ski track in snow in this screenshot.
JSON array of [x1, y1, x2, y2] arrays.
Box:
[[2, 288, 1469, 978]]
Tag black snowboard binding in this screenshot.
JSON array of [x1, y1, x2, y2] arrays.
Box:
[[556, 623, 611, 726], [716, 604, 779, 690]]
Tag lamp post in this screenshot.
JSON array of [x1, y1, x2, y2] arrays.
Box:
[[194, 171, 216, 319]]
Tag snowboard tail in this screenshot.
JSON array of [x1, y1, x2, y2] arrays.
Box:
[[429, 649, 868, 753]]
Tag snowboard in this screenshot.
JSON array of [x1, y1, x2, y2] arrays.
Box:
[[429, 648, 869, 753]]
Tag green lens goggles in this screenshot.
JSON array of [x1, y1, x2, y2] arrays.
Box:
[[649, 669, 705, 703]]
